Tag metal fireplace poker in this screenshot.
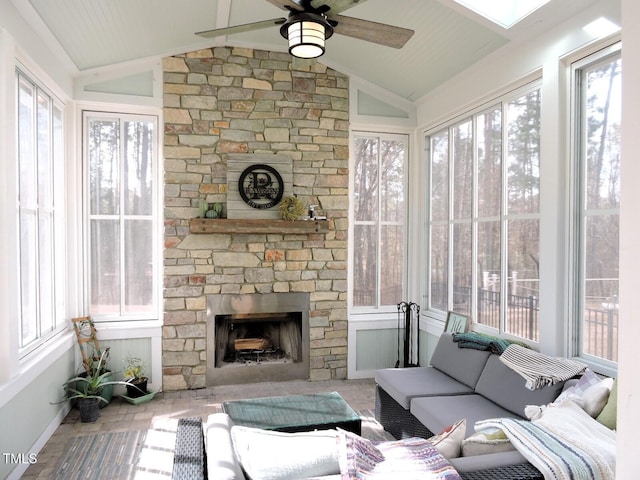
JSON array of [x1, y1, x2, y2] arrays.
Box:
[[396, 301, 421, 368]]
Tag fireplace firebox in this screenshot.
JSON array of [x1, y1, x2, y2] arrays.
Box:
[[206, 293, 310, 386]]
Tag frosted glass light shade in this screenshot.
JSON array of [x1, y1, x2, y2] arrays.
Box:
[[287, 20, 326, 59]]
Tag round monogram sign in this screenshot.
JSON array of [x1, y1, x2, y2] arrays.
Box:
[[238, 164, 284, 209]]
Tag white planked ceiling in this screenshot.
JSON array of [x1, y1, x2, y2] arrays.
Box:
[[22, 0, 601, 101]]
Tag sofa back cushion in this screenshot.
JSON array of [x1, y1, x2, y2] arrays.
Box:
[[474, 355, 566, 417], [430, 333, 492, 389]]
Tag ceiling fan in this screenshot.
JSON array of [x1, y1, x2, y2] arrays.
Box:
[[196, 0, 414, 59]]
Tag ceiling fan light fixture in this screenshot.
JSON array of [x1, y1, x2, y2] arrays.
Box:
[[280, 12, 334, 59]]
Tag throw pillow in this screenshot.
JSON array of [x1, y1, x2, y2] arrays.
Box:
[[527, 372, 614, 420], [230, 426, 341, 480], [428, 418, 466, 459], [554, 368, 600, 403], [596, 378, 617, 429], [461, 428, 516, 457], [579, 377, 614, 417], [336, 428, 385, 477]]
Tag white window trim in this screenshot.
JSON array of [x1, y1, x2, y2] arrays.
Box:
[[80, 104, 163, 324], [15, 65, 68, 358], [349, 130, 410, 316], [0, 30, 78, 389], [568, 41, 621, 374]]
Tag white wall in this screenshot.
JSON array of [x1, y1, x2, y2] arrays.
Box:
[[0, 4, 78, 478], [0, 2, 163, 477], [617, 0, 639, 477]]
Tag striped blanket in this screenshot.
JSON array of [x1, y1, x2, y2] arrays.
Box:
[[475, 400, 615, 480], [499, 344, 586, 390]]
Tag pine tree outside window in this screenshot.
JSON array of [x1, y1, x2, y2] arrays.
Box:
[[85, 112, 159, 321], [352, 133, 408, 310], [571, 44, 621, 364], [427, 83, 541, 342]]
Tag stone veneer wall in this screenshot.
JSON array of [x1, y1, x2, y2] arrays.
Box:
[[162, 47, 349, 390]]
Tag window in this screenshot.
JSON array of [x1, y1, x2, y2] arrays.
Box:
[[571, 44, 621, 363], [352, 133, 408, 310], [427, 84, 541, 341], [85, 112, 159, 320], [16, 68, 65, 356]]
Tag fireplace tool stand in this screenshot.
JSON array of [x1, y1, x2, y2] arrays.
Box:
[[396, 301, 420, 368]]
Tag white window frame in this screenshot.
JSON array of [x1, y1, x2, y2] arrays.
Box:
[[425, 80, 542, 342], [349, 131, 409, 314], [15, 64, 67, 359], [83, 110, 161, 323], [569, 42, 621, 368]]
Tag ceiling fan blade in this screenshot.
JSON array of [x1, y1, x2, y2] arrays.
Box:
[[265, 0, 368, 15], [331, 14, 414, 49], [196, 18, 286, 39], [265, 0, 303, 12], [312, 0, 369, 15]]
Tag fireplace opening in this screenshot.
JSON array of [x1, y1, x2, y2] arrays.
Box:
[[215, 312, 303, 367], [207, 293, 310, 386]]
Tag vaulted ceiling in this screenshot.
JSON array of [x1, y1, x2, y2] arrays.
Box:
[[18, 0, 602, 102]]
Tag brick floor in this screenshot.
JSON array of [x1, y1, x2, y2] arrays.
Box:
[[21, 378, 376, 479]]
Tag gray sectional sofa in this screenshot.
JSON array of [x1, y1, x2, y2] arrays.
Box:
[[374, 333, 569, 476], [375, 333, 566, 438]]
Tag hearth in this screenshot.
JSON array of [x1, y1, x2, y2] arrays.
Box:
[[206, 293, 310, 386]]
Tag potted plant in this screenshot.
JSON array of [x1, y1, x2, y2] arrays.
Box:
[[76, 347, 116, 408], [123, 355, 148, 398], [54, 350, 132, 422]]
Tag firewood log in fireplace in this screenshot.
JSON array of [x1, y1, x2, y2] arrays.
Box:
[[234, 338, 272, 351]]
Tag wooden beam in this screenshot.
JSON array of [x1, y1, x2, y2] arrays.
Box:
[[189, 218, 330, 234]]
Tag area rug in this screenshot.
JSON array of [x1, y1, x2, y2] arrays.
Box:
[[52, 410, 394, 479], [51, 430, 150, 479]]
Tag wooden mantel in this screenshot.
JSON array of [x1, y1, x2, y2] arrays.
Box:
[[189, 218, 330, 234]]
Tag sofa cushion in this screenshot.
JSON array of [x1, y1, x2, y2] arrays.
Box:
[[410, 394, 519, 437], [429, 333, 492, 388], [230, 425, 341, 480], [204, 413, 247, 480], [375, 367, 475, 409], [474, 355, 565, 417]]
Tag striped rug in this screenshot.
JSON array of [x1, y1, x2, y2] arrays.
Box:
[[52, 430, 149, 479], [52, 410, 395, 479]]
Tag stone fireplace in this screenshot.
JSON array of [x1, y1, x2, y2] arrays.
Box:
[[162, 46, 349, 390], [207, 293, 310, 385]]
